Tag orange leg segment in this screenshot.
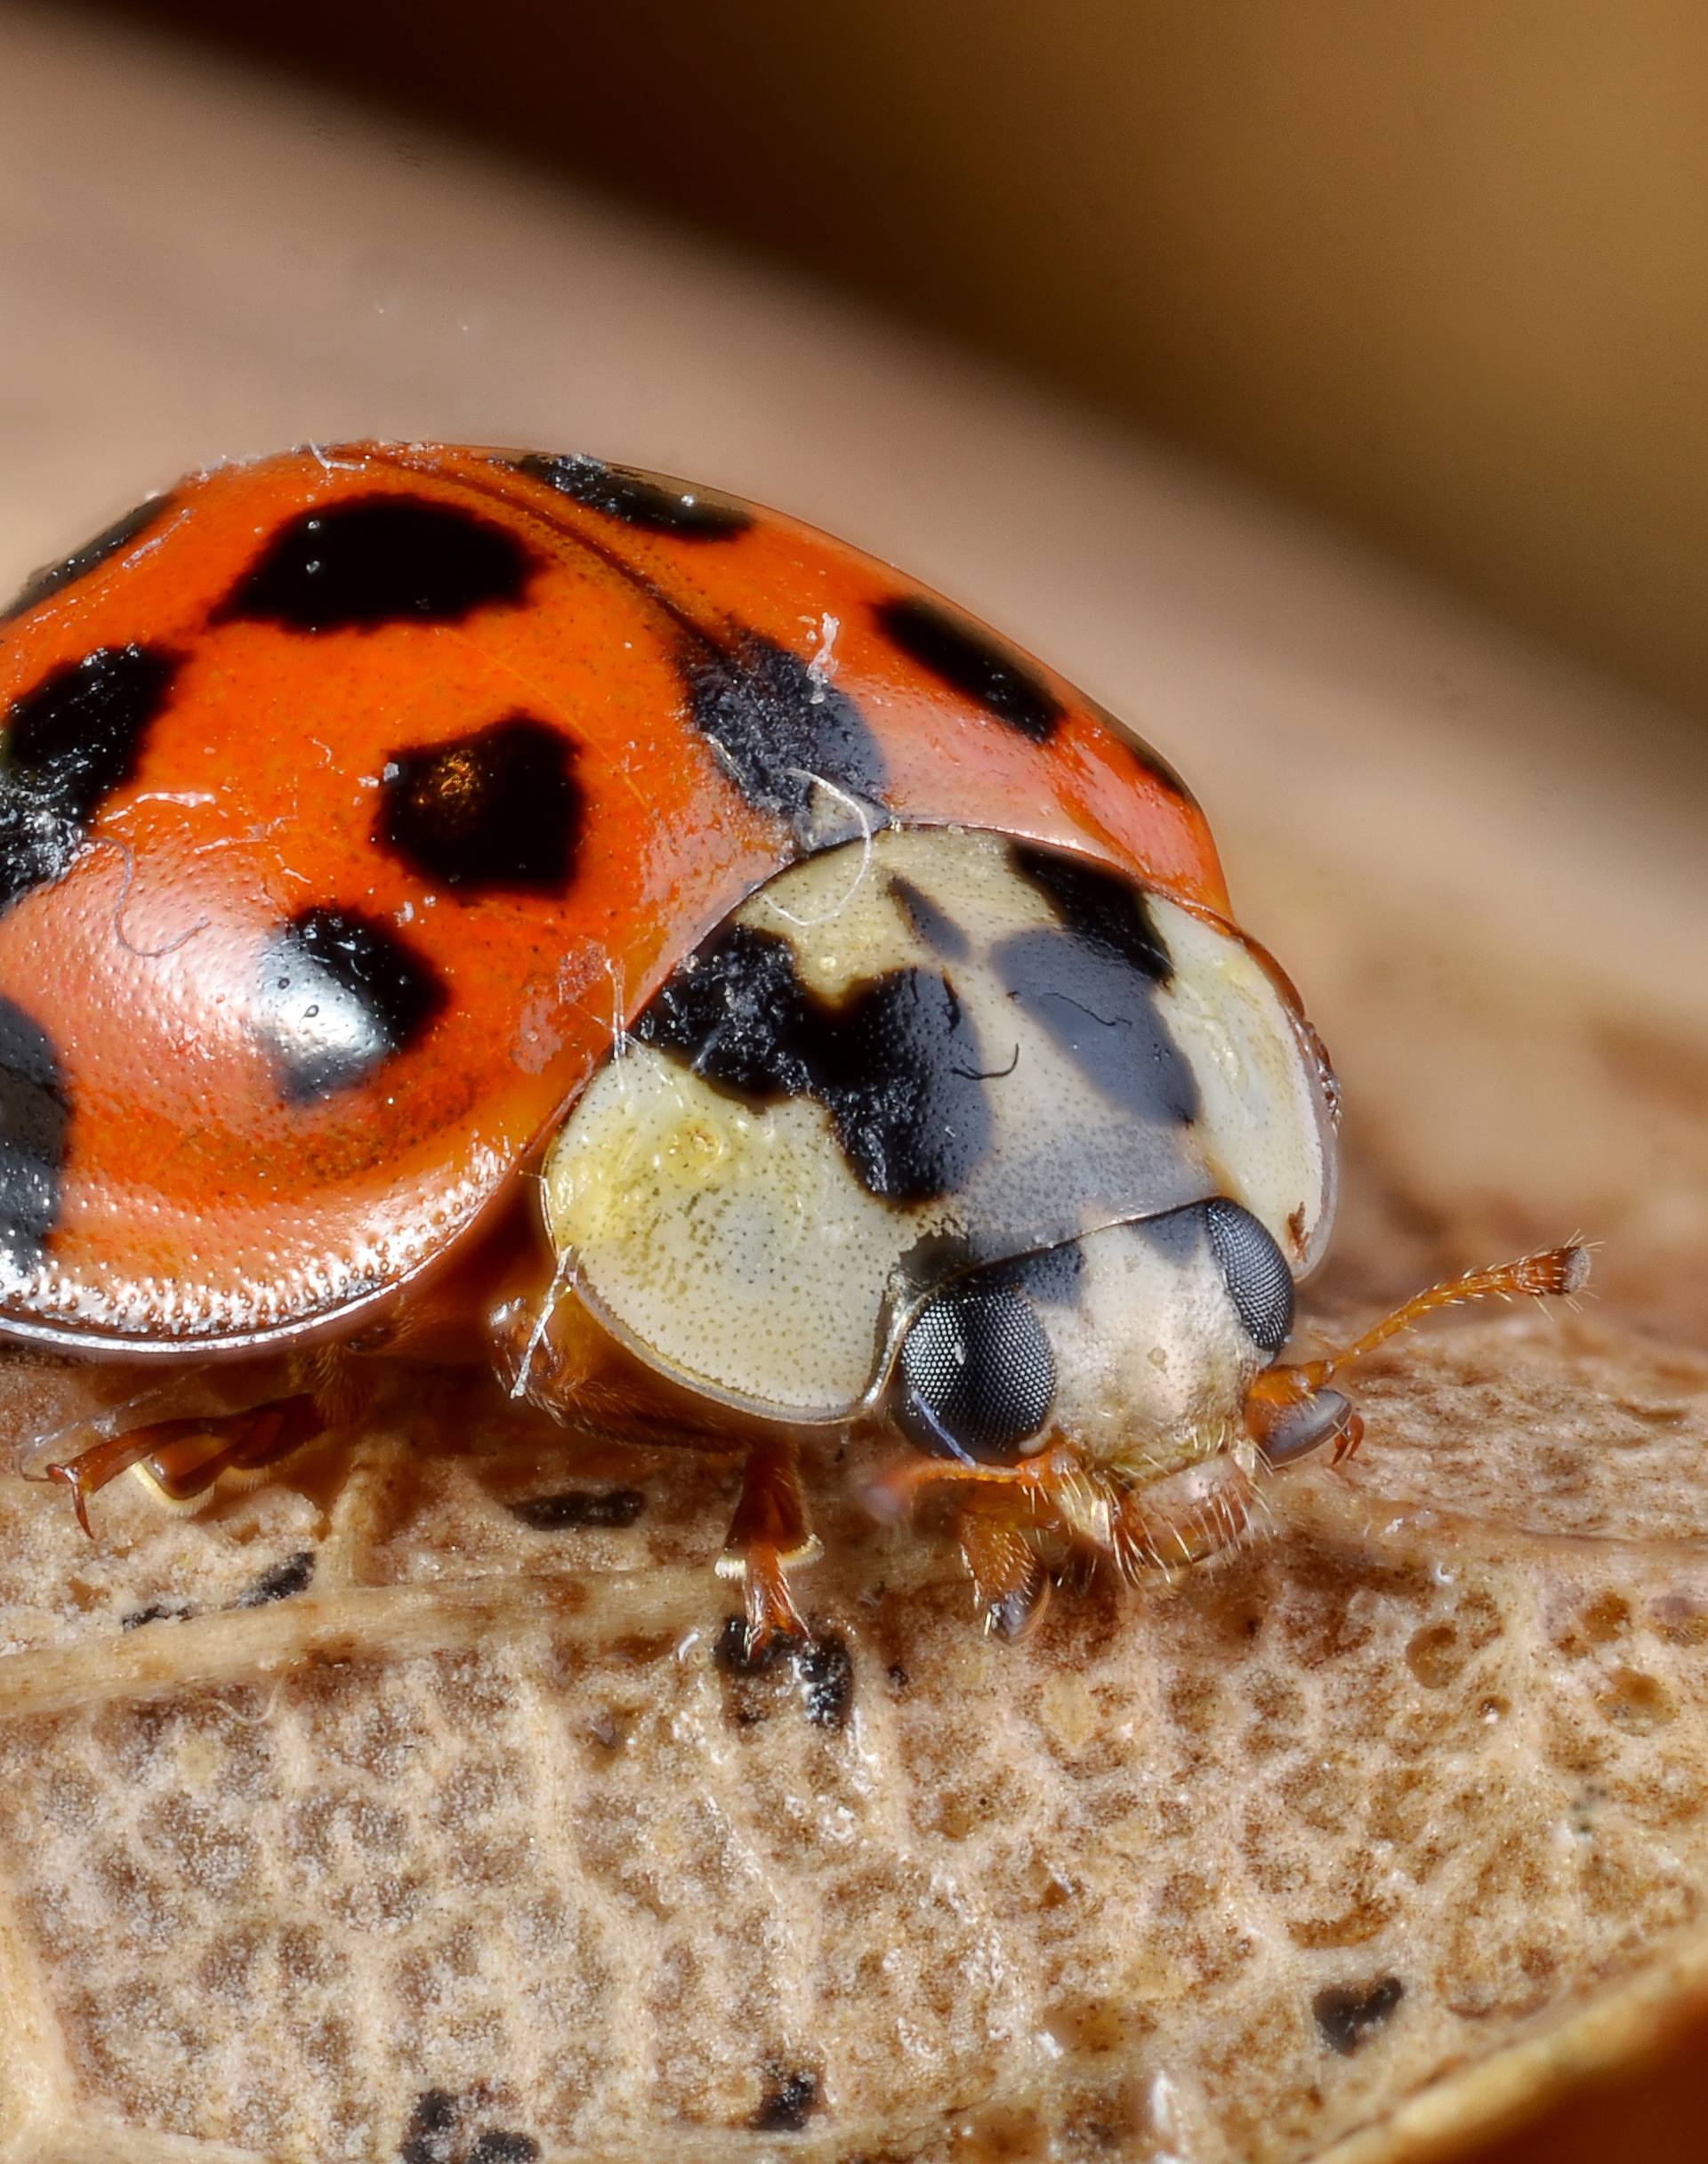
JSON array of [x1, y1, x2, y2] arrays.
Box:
[[718, 1434, 820, 1656], [955, 1487, 1053, 1639], [1245, 1241, 1591, 1465], [45, 1373, 361, 1537]]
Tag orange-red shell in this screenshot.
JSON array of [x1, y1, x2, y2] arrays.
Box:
[[0, 443, 1225, 1353]]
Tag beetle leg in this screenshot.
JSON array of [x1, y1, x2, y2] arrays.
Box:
[[955, 1488, 1052, 1639], [866, 1444, 1070, 1524], [46, 1393, 330, 1536], [44, 1427, 167, 1537], [1107, 1451, 1261, 1580], [717, 1434, 821, 1657]]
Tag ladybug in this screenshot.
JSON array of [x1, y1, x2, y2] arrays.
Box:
[[0, 442, 1585, 1641]]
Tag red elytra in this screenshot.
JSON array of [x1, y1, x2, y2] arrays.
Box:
[[0, 442, 1222, 1359]]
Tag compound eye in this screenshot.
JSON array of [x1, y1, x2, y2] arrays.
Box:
[[896, 1280, 1056, 1464], [1204, 1197, 1295, 1354]]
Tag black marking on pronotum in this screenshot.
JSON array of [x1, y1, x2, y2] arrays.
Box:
[[512, 452, 753, 539], [0, 645, 180, 910], [378, 716, 581, 894], [235, 1550, 317, 1608], [992, 850, 1197, 1127], [509, 1488, 645, 1531], [875, 592, 1064, 743], [258, 907, 447, 1102], [1204, 1196, 1295, 1353], [685, 634, 887, 841], [637, 923, 991, 1201], [0, 994, 68, 1276], [3, 493, 176, 622], [888, 872, 972, 960], [1011, 843, 1173, 981], [750, 2069, 821, 2134], [214, 495, 534, 632], [1312, 1975, 1405, 2057], [998, 1238, 1086, 1306]]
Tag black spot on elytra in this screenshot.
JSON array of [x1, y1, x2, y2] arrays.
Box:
[[1203, 1196, 1294, 1354], [994, 844, 1196, 1126], [1313, 1975, 1404, 2056], [399, 2090, 539, 2164], [4, 493, 176, 621], [1105, 708, 1196, 804], [0, 995, 68, 1277], [514, 452, 753, 538], [258, 907, 447, 1102], [684, 634, 887, 842], [378, 716, 580, 894], [888, 872, 971, 960], [236, 1550, 316, 1608], [122, 1601, 191, 1631], [0, 645, 180, 909], [875, 592, 1063, 743], [216, 496, 533, 632], [637, 922, 991, 1202], [751, 2068, 820, 2133], [509, 1487, 645, 1532]]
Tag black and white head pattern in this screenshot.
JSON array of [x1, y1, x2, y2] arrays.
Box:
[[544, 827, 1334, 1422]]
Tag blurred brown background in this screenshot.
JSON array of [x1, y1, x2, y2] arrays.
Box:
[[91, 0, 1708, 725]]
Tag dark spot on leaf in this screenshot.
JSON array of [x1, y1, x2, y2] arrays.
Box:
[[467, 2136, 539, 2164], [1313, 1974, 1404, 2055], [797, 1635, 854, 1729], [714, 1612, 792, 1679], [399, 2088, 540, 2164], [751, 2068, 820, 2133], [236, 1550, 316, 1608], [509, 1488, 646, 1532], [399, 2089, 459, 2164]]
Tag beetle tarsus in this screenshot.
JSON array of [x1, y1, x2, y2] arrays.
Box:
[[720, 1435, 819, 1658]]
